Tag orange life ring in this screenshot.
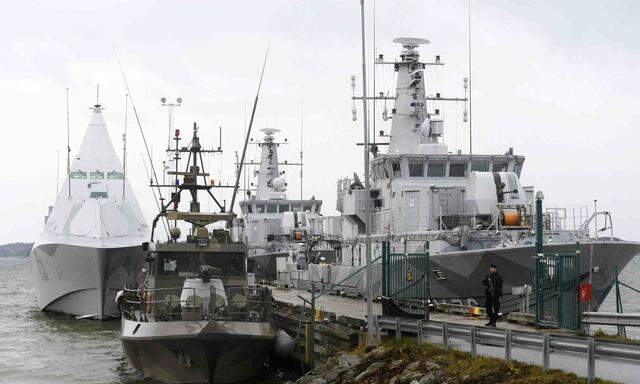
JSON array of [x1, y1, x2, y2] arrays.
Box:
[[145, 290, 153, 314]]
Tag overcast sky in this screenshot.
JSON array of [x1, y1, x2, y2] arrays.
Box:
[[1, 0, 639, 244]]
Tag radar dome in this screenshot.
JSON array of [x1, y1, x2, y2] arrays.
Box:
[[271, 177, 286, 191]]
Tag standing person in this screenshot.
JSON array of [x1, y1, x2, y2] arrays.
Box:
[[482, 264, 503, 327]]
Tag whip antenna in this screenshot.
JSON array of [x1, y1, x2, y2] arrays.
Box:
[[229, 43, 270, 214], [66, 88, 71, 198]]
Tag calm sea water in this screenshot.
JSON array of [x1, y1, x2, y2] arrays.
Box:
[[0, 256, 292, 384]]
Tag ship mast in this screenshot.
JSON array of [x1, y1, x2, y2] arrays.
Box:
[[359, 0, 375, 347]]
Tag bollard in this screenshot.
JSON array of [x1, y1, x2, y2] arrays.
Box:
[[543, 333, 550, 372], [505, 328, 512, 363], [442, 322, 449, 350], [395, 317, 401, 342], [587, 337, 595, 383], [470, 326, 477, 357], [417, 320, 423, 345]]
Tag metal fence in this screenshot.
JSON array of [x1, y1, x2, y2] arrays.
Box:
[[378, 315, 640, 384], [534, 243, 581, 330], [381, 241, 430, 318]]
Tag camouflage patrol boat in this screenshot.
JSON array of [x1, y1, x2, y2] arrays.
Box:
[[119, 124, 276, 383]]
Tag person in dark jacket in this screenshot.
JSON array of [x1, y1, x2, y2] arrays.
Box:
[[482, 264, 503, 327]]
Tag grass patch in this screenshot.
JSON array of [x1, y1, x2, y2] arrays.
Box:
[[381, 339, 618, 384]]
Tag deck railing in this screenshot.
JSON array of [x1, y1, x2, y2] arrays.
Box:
[[120, 284, 273, 323]]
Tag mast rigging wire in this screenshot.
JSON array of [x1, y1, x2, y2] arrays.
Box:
[[114, 48, 170, 240]]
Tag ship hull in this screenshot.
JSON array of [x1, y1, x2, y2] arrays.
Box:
[[326, 240, 639, 313], [120, 318, 276, 383], [30, 243, 144, 319], [427, 241, 640, 312]]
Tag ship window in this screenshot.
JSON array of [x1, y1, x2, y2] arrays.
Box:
[[408, 162, 424, 177], [90, 171, 104, 179], [427, 163, 445, 177], [255, 204, 265, 213], [247, 204, 253, 213], [493, 162, 508, 172], [89, 191, 108, 198], [107, 171, 124, 179], [471, 162, 489, 172], [292, 204, 302, 212], [70, 171, 87, 179], [303, 204, 312, 212], [267, 204, 277, 213], [162, 257, 178, 274], [278, 204, 289, 213], [449, 163, 467, 177], [391, 162, 402, 177]]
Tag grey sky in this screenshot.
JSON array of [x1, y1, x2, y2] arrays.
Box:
[[1, 0, 639, 243]]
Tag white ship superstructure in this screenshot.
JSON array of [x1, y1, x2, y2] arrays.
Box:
[[30, 102, 148, 319], [235, 129, 336, 282]]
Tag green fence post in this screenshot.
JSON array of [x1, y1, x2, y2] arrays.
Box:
[[576, 242, 581, 330], [425, 240, 430, 320], [534, 192, 544, 326], [382, 241, 388, 298]]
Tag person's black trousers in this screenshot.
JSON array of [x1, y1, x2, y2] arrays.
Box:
[[485, 295, 500, 324]]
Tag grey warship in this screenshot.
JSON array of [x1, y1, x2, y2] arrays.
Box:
[[119, 124, 276, 384], [31, 100, 148, 319], [298, 37, 640, 314], [234, 128, 337, 285]]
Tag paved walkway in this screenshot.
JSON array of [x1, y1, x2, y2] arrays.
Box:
[[271, 287, 557, 333]]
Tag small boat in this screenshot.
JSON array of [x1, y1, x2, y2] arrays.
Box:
[[119, 123, 277, 383]]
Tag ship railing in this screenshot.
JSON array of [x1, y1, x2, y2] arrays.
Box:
[[120, 285, 273, 323], [543, 205, 591, 233]]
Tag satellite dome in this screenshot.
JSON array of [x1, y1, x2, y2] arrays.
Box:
[[271, 177, 286, 191]]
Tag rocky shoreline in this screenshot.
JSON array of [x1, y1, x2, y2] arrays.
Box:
[[295, 340, 616, 384]]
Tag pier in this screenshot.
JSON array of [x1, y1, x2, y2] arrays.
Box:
[[272, 286, 640, 383]]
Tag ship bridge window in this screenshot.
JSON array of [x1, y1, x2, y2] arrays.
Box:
[[471, 162, 489, 172], [391, 161, 402, 177], [449, 163, 467, 177], [90, 171, 104, 179], [89, 191, 108, 198], [427, 163, 445, 177], [70, 171, 87, 179], [267, 204, 278, 213], [303, 204, 313, 212], [158, 252, 245, 277], [255, 204, 265, 213], [107, 171, 124, 179], [292, 204, 302, 212], [492, 162, 508, 172], [408, 162, 424, 177], [247, 204, 253, 213], [278, 204, 290, 213]]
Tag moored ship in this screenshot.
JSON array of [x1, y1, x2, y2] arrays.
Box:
[[119, 123, 276, 383], [30, 100, 148, 319]]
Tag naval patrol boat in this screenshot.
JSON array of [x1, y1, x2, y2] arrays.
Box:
[[30, 99, 148, 319], [312, 37, 640, 313], [119, 123, 276, 384], [234, 128, 337, 285]]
